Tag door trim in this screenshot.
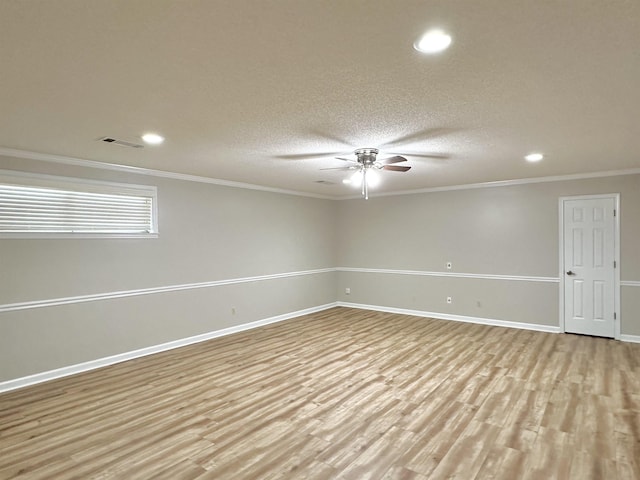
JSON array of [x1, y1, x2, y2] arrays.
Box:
[[558, 193, 621, 339]]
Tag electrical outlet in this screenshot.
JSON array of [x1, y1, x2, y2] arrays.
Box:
[[447, 296, 452, 304], [345, 287, 351, 295], [446, 262, 452, 270]]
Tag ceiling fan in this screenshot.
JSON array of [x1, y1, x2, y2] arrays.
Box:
[[275, 128, 455, 198], [321, 148, 411, 199]]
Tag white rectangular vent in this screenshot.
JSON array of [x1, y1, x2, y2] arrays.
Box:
[[99, 137, 144, 149]]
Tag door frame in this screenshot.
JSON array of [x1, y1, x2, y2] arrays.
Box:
[[558, 193, 621, 339]]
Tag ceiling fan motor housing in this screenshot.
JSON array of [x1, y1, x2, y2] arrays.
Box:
[[355, 148, 379, 166]]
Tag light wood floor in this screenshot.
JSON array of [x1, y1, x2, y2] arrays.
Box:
[[1, 307, 639, 479]]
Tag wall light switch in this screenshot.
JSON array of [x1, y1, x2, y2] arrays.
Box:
[[345, 288, 351, 295]]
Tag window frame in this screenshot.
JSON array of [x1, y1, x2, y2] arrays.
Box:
[[0, 170, 158, 239]]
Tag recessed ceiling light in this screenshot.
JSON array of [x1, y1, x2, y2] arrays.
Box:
[[414, 30, 452, 54], [525, 153, 544, 162], [141, 133, 164, 145]]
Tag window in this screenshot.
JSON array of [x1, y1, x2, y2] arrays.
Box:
[[0, 171, 158, 238]]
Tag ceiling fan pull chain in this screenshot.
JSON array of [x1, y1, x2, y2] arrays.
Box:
[[364, 169, 369, 200], [362, 169, 366, 197]]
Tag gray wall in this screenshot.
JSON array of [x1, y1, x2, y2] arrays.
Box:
[[1, 153, 639, 385], [0, 156, 338, 381], [336, 174, 640, 335]]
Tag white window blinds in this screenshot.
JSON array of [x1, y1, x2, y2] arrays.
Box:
[[0, 172, 157, 237]]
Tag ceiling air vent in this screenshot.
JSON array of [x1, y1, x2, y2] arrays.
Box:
[[99, 137, 144, 149]]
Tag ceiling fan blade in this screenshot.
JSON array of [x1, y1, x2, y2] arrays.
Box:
[[335, 156, 358, 163], [275, 151, 347, 160], [379, 155, 407, 165], [320, 166, 356, 171], [380, 127, 460, 149], [383, 165, 411, 172], [305, 128, 353, 148], [390, 152, 449, 160]]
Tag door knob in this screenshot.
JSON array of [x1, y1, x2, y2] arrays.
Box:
[[566, 270, 576, 276]]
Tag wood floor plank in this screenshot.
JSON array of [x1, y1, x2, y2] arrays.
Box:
[[427, 420, 501, 479], [522, 427, 574, 480], [1, 307, 639, 479], [474, 446, 527, 479]]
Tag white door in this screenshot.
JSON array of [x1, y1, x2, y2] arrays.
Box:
[[562, 196, 617, 338]]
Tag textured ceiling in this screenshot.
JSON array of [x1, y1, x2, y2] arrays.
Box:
[[1, 0, 639, 197]]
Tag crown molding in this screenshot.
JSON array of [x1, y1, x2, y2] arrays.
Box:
[[338, 168, 640, 200], [2, 146, 639, 201], [0, 147, 335, 200]]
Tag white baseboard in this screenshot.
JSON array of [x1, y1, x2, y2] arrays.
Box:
[[337, 301, 562, 334], [0, 302, 338, 394], [339, 302, 640, 342], [620, 334, 640, 343], [3, 302, 637, 393]]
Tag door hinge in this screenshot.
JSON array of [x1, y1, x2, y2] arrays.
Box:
[[614, 312, 617, 320], [614, 209, 617, 217], [614, 260, 617, 268]]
